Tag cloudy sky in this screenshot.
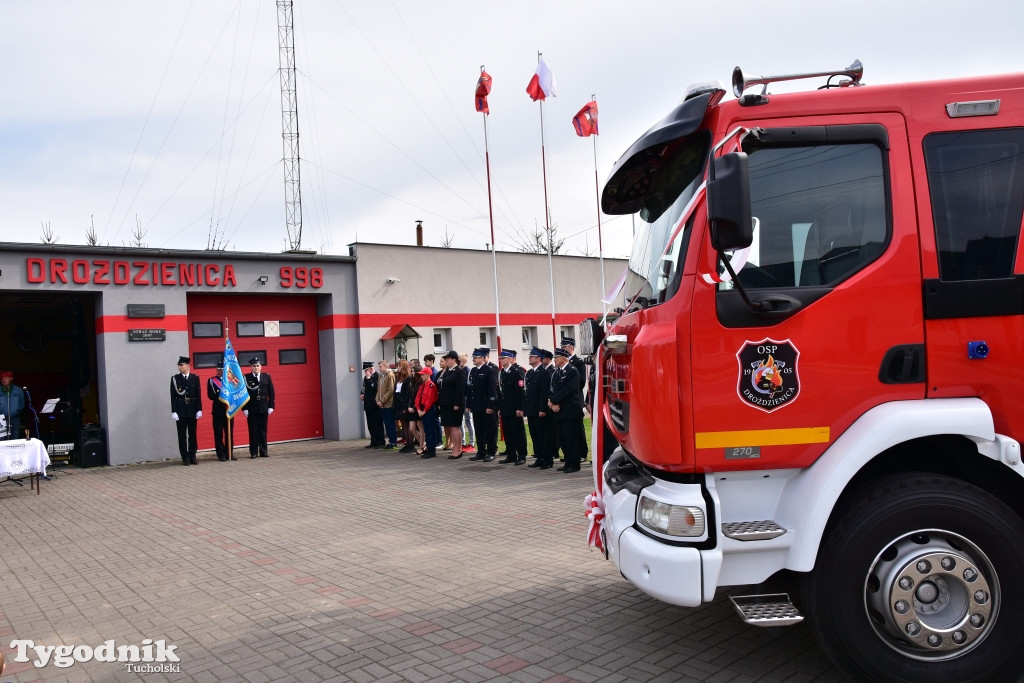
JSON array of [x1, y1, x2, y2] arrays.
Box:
[[3, 1, 1023, 259]]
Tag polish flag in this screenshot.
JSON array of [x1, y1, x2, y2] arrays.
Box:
[[572, 101, 598, 137], [526, 59, 557, 101], [475, 70, 492, 114]]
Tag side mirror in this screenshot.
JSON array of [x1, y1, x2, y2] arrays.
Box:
[[707, 152, 753, 251]]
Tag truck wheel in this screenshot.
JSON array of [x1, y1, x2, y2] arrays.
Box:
[[802, 472, 1024, 682]]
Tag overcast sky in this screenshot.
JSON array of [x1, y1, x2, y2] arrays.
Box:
[[3, 1, 1023, 259]]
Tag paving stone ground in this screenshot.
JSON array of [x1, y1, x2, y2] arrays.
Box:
[[0, 440, 847, 682]]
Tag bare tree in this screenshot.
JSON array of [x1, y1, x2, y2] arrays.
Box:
[[440, 225, 455, 248], [85, 215, 100, 246], [127, 215, 147, 248], [40, 221, 59, 244], [512, 219, 565, 255], [576, 233, 596, 257]]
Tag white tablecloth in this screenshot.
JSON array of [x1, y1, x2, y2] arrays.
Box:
[[0, 439, 50, 478]]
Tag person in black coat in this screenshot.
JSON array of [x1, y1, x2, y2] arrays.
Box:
[[497, 349, 528, 464], [548, 348, 584, 473], [243, 357, 275, 458], [360, 362, 385, 448], [436, 350, 467, 459], [524, 347, 552, 469], [561, 337, 589, 464], [466, 347, 499, 462], [170, 355, 203, 465], [206, 360, 236, 461]]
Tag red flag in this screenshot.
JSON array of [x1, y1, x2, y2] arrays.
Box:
[[525, 59, 557, 101], [572, 101, 599, 137], [475, 71, 492, 114]]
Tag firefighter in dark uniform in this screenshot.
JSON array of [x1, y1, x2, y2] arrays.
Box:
[[561, 337, 589, 463], [540, 349, 559, 462], [243, 357, 275, 458], [170, 355, 203, 465], [207, 360, 235, 461], [360, 361, 385, 448], [497, 349, 528, 464], [524, 347, 553, 469], [548, 348, 584, 473], [467, 347, 499, 462]]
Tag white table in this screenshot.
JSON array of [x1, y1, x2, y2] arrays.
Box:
[[0, 439, 51, 495]]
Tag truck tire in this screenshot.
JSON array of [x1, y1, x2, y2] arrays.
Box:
[[802, 472, 1024, 682]]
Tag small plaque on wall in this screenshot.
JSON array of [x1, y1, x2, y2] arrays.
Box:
[[128, 329, 166, 342], [127, 304, 165, 318]]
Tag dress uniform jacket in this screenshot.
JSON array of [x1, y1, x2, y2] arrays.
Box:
[[548, 363, 582, 420], [170, 373, 202, 418], [467, 364, 498, 413], [569, 355, 587, 401], [245, 371, 275, 413], [437, 366, 467, 410], [498, 364, 526, 416], [524, 366, 550, 417]]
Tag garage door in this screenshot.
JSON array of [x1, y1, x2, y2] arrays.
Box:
[[187, 294, 323, 451]]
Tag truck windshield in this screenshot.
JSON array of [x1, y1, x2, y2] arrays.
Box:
[[621, 130, 711, 310]]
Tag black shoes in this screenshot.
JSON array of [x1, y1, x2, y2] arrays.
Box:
[[527, 461, 542, 468], [448, 453, 463, 459], [398, 445, 415, 453], [538, 464, 553, 470], [469, 454, 484, 461], [250, 454, 258, 459], [515, 457, 526, 465], [483, 455, 495, 462], [557, 465, 580, 473], [383, 443, 398, 450], [364, 443, 378, 449], [498, 457, 516, 464], [421, 450, 436, 459]]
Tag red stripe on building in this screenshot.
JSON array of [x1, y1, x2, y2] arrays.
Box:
[[317, 312, 595, 330], [96, 314, 189, 334]]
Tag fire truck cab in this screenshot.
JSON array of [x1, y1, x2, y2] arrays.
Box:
[[587, 62, 1024, 681]]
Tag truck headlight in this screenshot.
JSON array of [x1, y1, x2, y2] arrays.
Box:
[[638, 495, 705, 537]]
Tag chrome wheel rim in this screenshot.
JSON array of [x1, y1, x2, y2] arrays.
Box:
[[864, 529, 997, 661]]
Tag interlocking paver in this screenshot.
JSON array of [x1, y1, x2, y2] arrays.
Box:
[[0, 440, 853, 681]]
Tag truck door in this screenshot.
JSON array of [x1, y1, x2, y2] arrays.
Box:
[[690, 116, 924, 471]]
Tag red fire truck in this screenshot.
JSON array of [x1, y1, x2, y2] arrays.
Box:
[[583, 61, 1024, 681]]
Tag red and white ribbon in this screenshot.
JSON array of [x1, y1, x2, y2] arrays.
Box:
[[584, 490, 605, 551]]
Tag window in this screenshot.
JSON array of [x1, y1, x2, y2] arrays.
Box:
[[239, 350, 267, 366], [237, 322, 265, 337], [924, 128, 1024, 281], [521, 326, 537, 349], [432, 328, 451, 352], [479, 327, 494, 347], [733, 141, 887, 289], [280, 321, 305, 336], [192, 352, 221, 368], [279, 349, 306, 365], [191, 322, 222, 338]]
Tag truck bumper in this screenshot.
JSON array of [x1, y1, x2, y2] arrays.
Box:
[[602, 453, 712, 607]]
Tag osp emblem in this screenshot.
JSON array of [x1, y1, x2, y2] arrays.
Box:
[[736, 339, 800, 412]]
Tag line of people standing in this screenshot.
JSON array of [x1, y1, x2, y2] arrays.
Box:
[[361, 337, 588, 473], [170, 355, 275, 465]]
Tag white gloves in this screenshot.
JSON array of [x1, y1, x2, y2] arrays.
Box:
[[268, 408, 274, 415], [243, 410, 249, 417], [196, 411, 203, 418], [171, 412, 179, 421]]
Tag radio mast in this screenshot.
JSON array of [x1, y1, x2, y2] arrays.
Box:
[[276, 0, 303, 251]]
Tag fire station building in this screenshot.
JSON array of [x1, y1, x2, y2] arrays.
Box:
[[0, 241, 624, 466]]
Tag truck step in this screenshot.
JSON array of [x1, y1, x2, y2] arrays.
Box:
[[729, 593, 804, 627], [721, 520, 786, 541]]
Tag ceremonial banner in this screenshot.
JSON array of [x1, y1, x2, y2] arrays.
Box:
[[221, 337, 250, 418]]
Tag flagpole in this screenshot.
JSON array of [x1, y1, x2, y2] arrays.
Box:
[[591, 95, 607, 324], [537, 51, 557, 348], [481, 65, 502, 353], [224, 317, 233, 460]]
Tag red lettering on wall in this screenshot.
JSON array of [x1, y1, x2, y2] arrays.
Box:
[[152, 261, 160, 285], [280, 266, 292, 287], [26, 258, 45, 283], [71, 260, 89, 284], [179, 263, 196, 286], [93, 260, 110, 285], [133, 262, 150, 285], [161, 262, 175, 285], [205, 264, 220, 286], [222, 264, 236, 287], [113, 261, 130, 284], [50, 259, 68, 284]]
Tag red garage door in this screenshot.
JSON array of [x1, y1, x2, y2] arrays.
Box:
[[187, 294, 323, 451]]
